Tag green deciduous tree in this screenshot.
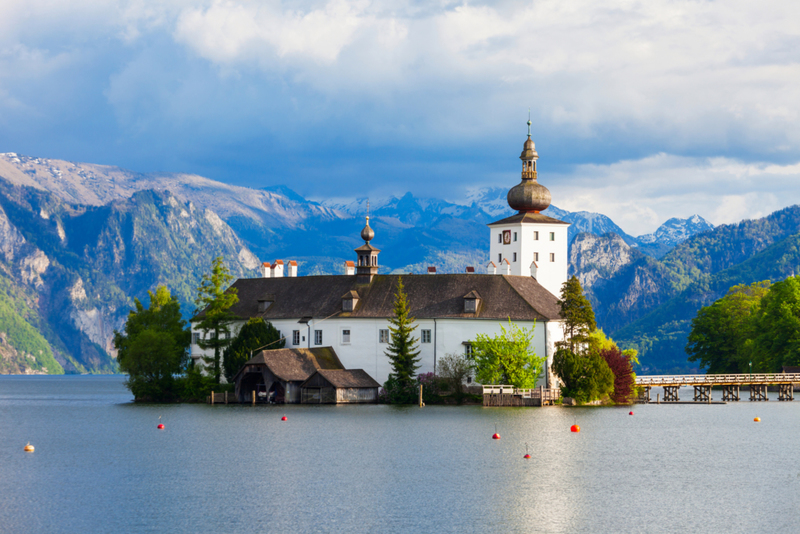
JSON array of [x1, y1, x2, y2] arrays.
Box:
[[552, 348, 614, 404], [753, 277, 800, 371], [223, 317, 285, 383], [385, 277, 420, 387], [114, 286, 190, 401], [472, 320, 545, 388], [193, 256, 239, 384], [557, 276, 596, 354], [686, 281, 770, 373]]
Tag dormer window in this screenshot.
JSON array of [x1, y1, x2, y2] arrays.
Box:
[[342, 290, 359, 312], [463, 290, 481, 314]]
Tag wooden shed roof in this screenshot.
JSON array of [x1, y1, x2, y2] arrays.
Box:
[[302, 369, 381, 389], [235, 347, 344, 383]]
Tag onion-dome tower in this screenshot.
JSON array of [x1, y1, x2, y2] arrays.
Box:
[[507, 117, 551, 213], [354, 203, 380, 283]]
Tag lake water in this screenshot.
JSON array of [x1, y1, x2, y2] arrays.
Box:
[[1, 376, 799, 533]]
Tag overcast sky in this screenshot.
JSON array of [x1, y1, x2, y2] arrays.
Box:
[[1, 0, 799, 235]]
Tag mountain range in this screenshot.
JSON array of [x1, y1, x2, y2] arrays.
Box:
[[3, 150, 780, 376]]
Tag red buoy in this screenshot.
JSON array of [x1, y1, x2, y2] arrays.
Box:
[[523, 453, 531, 459], [281, 415, 287, 421], [157, 424, 165, 429], [629, 411, 634, 416], [492, 433, 500, 440], [570, 424, 580, 433]]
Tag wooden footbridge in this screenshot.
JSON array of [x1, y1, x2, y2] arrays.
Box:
[[636, 373, 800, 403]]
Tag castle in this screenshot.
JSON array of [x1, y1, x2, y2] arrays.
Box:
[[191, 122, 569, 387]]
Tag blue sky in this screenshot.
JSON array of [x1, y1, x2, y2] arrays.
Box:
[[1, 0, 799, 235]]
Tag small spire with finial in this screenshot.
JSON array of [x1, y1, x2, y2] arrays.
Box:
[[527, 108, 531, 137], [360, 199, 375, 243]]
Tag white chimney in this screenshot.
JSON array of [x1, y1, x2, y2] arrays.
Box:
[[287, 260, 298, 277], [502, 258, 511, 275], [261, 262, 271, 278], [271, 260, 284, 278], [486, 261, 497, 275], [345, 261, 355, 276], [530, 260, 538, 279]]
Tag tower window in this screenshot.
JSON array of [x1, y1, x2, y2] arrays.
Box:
[[534, 252, 539, 262], [513, 253, 517, 262], [550, 253, 555, 262], [498, 233, 502, 243], [534, 231, 539, 240], [513, 232, 517, 242], [498, 253, 502, 263], [549, 232, 555, 241]]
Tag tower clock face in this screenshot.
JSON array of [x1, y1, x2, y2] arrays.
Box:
[[503, 230, 511, 245]]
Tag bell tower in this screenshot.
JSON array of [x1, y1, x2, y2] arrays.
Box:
[[487, 116, 569, 297], [354, 204, 380, 283]]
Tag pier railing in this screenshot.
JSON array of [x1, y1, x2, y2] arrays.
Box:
[[636, 373, 800, 387], [482, 385, 560, 406]]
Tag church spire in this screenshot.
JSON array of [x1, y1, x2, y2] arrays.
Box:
[[354, 199, 380, 282]]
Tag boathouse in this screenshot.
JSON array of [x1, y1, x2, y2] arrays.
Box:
[[233, 347, 345, 404], [301, 369, 380, 404]]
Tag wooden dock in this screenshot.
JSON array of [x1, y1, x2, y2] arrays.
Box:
[[482, 385, 560, 407], [636, 373, 800, 403]]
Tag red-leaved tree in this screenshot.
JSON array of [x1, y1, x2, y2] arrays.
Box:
[[600, 347, 635, 404]]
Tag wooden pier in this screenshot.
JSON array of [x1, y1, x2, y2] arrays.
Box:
[[636, 373, 800, 403], [482, 385, 560, 407]]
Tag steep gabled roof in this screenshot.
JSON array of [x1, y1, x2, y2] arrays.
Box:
[[221, 273, 561, 322]]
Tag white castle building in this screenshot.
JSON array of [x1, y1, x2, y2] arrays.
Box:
[[191, 122, 569, 387]]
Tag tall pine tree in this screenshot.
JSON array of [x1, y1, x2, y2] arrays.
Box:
[[385, 277, 420, 386], [193, 256, 239, 384], [223, 318, 285, 383], [556, 275, 596, 354]]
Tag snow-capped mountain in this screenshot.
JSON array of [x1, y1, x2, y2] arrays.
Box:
[[637, 215, 715, 246]]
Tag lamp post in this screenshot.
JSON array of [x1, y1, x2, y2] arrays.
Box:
[[749, 361, 752, 382]]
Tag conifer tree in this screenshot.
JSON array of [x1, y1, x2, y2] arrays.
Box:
[[385, 277, 420, 386], [556, 275, 596, 354], [193, 256, 239, 384]]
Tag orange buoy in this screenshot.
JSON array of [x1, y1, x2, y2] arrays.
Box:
[[754, 417, 761, 422], [23, 443, 34, 453], [570, 424, 580, 433], [281, 415, 287, 421]]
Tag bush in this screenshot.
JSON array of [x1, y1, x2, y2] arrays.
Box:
[[437, 353, 474, 404], [552, 348, 614, 404]]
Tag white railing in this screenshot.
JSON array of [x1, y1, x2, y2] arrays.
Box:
[[482, 385, 560, 400], [636, 373, 800, 386]]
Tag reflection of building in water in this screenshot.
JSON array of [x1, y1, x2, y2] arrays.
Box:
[[191, 121, 568, 387]]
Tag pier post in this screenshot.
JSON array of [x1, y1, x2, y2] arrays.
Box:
[[252, 390, 256, 405], [693, 385, 711, 403], [211, 390, 214, 405], [749, 384, 768, 401], [778, 384, 794, 401], [663, 386, 679, 402]]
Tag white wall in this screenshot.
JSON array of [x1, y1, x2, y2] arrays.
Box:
[[488, 222, 569, 298], [191, 316, 564, 387]]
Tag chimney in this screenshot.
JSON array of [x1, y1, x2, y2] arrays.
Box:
[[502, 258, 511, 275], [465, 266, 475, 274], [261, 262, 271, 278], [287, 260, 298, 277], [427, 266, 436, 275], [530, 260, 538, 279], [344, 260, 355, 276], [271, 260, 284, 278], [486, 261, 497, 275]]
